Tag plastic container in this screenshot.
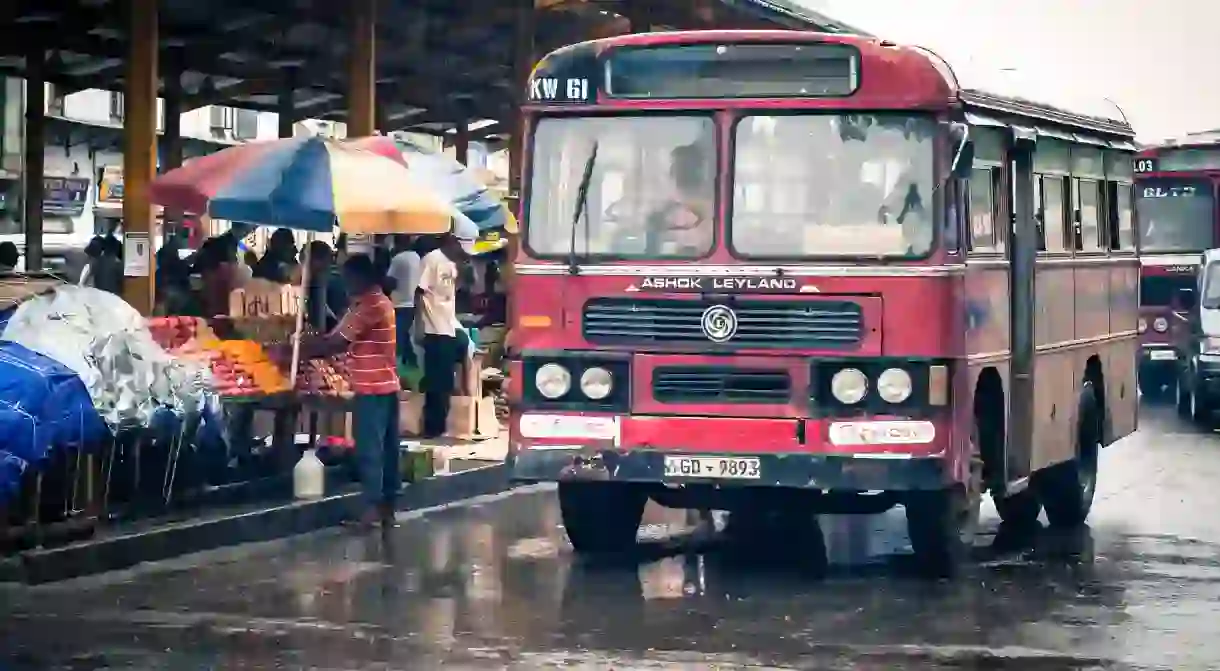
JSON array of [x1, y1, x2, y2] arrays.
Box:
[[293, 448, 325, 499]]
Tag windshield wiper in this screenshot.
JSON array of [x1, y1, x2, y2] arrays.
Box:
[[567, 141, 599, 276]]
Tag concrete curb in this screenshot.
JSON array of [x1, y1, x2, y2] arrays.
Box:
[[4, 463, 510, 585]]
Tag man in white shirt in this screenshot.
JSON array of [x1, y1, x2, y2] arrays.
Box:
[[416, 234, 465, 438], [386, 235, 422, 366]]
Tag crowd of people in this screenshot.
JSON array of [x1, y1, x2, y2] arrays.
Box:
[[29, 223, 502, 530]]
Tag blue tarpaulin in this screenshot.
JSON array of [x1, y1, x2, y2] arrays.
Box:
[[0, 340, 108, 503]]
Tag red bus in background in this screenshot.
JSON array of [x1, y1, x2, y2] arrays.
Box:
[[1133, 133, 1220, 397], [508, 30, 1139, 574]]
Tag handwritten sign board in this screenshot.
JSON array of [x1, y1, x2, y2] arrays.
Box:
[[229, 280, 302, 318]]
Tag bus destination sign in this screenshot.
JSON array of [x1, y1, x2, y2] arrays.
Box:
[[625, 276, 820, 293], [528, 76, 591, 103], [1133, 157, 1157, 174], [526, 49, 598, 104]]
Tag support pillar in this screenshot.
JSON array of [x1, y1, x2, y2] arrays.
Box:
[[23, 53, 45, 272], [162, 52, 183, 245], [122, 0, 158, 315], [454, 121, 469, 166], [507, 0, 535, 202], [623, 0, 656, 32], [277, 68, 296, 138], [347, 0, 376, 137]]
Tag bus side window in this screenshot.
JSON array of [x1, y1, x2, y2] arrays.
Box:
[[990, 167, 1007, 255], [1041, 175, 1068, 252], [1077, 179, 1102, 252], [1106, 181, 1135, 250], [945, 178, 965, 254], [968, 167, 998, 254], [1034, 175, 1045, 251]]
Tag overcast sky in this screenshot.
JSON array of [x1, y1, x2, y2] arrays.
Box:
[[797, 0, 1216, 141]]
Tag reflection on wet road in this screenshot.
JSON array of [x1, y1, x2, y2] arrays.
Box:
[[4, 404, 1220, 669]]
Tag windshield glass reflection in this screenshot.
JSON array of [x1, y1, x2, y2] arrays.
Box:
[[732, 114, 937, 258]]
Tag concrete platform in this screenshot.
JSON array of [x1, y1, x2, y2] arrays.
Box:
[[0, 461, 511, 585]]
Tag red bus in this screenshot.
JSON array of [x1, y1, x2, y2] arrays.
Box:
[[1133, 133, 1220, 397], [508, 30, 1139, 572]]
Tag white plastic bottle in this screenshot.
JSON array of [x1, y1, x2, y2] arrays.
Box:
[[293, 448, 325, 500]]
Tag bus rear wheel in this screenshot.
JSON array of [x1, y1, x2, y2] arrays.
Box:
[[558, 482, 648, 555], [1035, 381, 1101, 528]]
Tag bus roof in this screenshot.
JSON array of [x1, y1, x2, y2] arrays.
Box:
[[1143, 130, 1220, 151], [530, 31, 1135, 141]]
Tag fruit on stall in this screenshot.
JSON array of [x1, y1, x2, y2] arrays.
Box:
[[174, 337, 290, 396], [296, 356, 354, 398], [147, 316, 204, 350]]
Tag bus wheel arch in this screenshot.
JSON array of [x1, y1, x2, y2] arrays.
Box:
[[974, 367, 1041, 527], [1033, 360, 1104, 528], [972, 367, 1005, 493]]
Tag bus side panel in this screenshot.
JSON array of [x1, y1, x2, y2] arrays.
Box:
[[1074, 263, 1111, 343], [1032, 261, 1079, 472], [964, 262, 1020, 479], [964, 263, 1009, 360], [1106, 261, 1140, 442]]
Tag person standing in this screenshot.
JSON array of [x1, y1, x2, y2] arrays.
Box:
[[304, 240, 347, 333], [386, 235, 421, 366], [90, 235, 124, 295], [0, 241, 19, 274], [294, 254, 400, 528], [417, 234, 465, 439]]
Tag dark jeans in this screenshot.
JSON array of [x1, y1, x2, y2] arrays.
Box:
[[352, 393, 401, 509], [395, 307, 416, 366], [422, 334, 461, 438]]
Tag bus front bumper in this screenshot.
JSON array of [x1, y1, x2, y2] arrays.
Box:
[[508, 413, 957, 492]]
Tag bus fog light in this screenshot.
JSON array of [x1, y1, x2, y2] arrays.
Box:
[[831, 368, 868, 404], [877, 368, 913, 403], [535, 363, 571, 399], [580, 366, 613, 400], [1153, 317, 1169, 333]]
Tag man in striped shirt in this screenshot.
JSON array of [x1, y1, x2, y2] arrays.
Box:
[[297, 254, 400, 528]]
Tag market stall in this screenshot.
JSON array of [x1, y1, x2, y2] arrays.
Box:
[[148, 134, 508, 496]]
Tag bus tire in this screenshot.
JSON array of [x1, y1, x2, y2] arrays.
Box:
[[994, 489, 1041, 528], [558, 482, 647, 555], [1036, 381, 1101, 528], [905, 439, 981, 576], [1176, 374, 1192, 419]]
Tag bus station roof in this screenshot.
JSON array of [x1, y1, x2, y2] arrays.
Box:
[[0, 0, 865, 142]]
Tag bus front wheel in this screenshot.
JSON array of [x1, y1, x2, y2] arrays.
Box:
[[558, 482, 647, 555], [905, 438, 982, 576]]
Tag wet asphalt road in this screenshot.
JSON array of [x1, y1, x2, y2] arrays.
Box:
[[4, 402, 1220, 670]]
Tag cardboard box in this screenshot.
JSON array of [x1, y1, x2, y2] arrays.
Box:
[[399, 391, 499, 440]]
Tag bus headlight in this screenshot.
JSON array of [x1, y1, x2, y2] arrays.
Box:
[[877, 367, 913, 403], [579, 366, 613, 400], [535, 363, 571, 399], [1137, 318, 1148, 334], [1153, 317, 1169, 333], [831, 368, 869, 404]]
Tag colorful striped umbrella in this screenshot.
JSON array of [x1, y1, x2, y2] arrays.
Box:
[[151, 136, 459, 235], [349, 136, 518, 234]]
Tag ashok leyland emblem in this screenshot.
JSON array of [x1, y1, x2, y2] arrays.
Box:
[[700, 305, 738, 343]]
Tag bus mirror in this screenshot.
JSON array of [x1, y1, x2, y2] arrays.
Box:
[[949, 122, 974, 179]]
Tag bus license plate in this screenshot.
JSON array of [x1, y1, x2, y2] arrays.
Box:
[[1150, 350, 1176, 361], [663, 455, 760, 479]]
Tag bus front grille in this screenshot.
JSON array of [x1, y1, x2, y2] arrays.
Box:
[[582, 298, 863, 349]]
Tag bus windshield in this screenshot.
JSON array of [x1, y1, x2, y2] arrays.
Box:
[[1136, 178, 1215, 253], [731, 114, 936, 258], [527, 115, 716, 259]]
